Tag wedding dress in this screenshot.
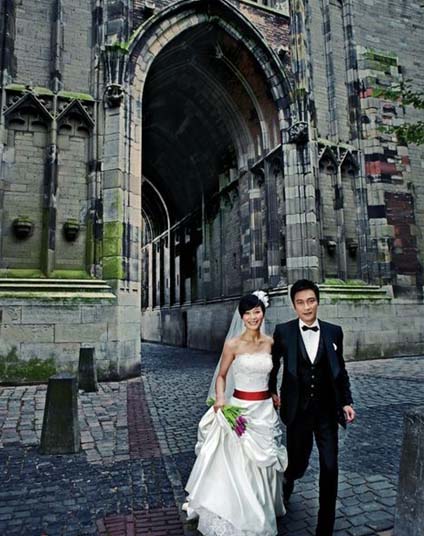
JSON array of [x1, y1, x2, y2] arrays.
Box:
[[185, 352, 287, 536]]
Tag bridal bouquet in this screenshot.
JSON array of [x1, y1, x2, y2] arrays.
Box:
[[207, 398, 247, 437]]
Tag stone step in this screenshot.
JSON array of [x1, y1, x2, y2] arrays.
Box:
[[0, 282, 110, 290], [319, 285, 390, 297], [320, 285, 386, 291], [0, 278, 108, 285], [269, 283, 391, 300], [0, 278, 116, 300]]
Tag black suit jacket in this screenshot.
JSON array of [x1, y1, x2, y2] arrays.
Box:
[[269, 319, 353, 428]]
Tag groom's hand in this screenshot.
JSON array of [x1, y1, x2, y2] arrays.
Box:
[[271, 393, 281, 409], [343, 405, 356, 423]]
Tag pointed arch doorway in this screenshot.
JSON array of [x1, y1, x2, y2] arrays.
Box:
[[130, 1, 291, 349]]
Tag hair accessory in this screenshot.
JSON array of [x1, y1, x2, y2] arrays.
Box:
[[252, 290, 269, 308]]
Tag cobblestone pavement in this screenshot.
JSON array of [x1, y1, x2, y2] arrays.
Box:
[[0, 346, 423, 535]]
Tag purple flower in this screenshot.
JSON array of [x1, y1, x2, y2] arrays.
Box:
[[234, 422, 246, 436]]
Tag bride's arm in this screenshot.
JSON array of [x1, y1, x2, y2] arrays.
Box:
[[214, 341, 235, 412]]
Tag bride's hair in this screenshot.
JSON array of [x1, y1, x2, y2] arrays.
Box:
[[238, 294, 266, 317]]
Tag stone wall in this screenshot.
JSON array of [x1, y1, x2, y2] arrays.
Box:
[[1, 0, 424, 378], [61, 0, 93, 93], [1, 123, 46, 268], [13, 0, 54, 87], [141, 298, 239, 352], [0, 295, 141, 383], [352, 0, 424, 279], [142, 290, 424, 360], [394, 406, 424, 536], [12, 0, 93, 92], [132, 0, 290, 51]]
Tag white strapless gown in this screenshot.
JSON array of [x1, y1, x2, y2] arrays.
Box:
[[185, 353, 287, 536]]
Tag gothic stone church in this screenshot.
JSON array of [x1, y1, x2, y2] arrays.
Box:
[[1, 0, 424, 381]]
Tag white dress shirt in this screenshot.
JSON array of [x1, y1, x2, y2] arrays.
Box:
[[299, 319, 320, 363]]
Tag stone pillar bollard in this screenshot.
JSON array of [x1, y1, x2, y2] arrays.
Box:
[[78, 347, 98, 392], [40, 373, 80, 454], [394, 406, 424, 536]]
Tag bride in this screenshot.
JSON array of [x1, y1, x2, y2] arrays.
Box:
[[184, 292, 287, 536]]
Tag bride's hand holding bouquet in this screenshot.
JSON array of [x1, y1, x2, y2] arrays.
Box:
[[213, 396, 225, 413]]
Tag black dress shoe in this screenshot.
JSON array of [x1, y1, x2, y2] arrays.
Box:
[[283, 479, 294, 505]]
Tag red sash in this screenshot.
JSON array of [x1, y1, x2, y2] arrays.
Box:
[[233, 389, 271, 401]]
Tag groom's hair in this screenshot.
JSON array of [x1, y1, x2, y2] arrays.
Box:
[[290, 279, 320, 304], [238, 294, 266, 317]]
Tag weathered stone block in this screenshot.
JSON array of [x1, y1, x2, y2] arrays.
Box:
[[21, 305, 80, 324], [0, 306, 22, 323], [1, 324, 54, 343], [78, 347, 98, 392], [55, 323, 108, 343], [394, 406, 424, 536], [40, 373, 80, 454]]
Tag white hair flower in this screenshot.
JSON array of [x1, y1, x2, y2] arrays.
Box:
[[252, 290, 269, 308]]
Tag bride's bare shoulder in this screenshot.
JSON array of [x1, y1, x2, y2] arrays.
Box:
[[225, 336, 243, 350], [224, 336, 248, 355]]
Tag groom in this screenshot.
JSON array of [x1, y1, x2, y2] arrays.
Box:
[[269, 279, 355, 536]]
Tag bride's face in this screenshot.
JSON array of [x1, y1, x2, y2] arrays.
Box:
[[242, 306, 264, 331]]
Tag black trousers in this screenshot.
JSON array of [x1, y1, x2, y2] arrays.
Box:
[[285, 401, 339, 536]]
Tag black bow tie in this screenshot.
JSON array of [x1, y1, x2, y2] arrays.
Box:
[[302, 325, 319, 332]]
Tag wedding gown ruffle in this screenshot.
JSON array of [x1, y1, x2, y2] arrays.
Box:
[[185, 353, 287, 536]]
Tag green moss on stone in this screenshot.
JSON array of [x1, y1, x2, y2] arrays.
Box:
[[0, 269, 93, 279], [103, 221, 123, 257], [346, 279, 367, 286], [328, 295, 390, 302], [364, 49, 398, 67], [5, 84, 54, 96], [4, 347, 18, 362], [0, 292, 115, 302], [6, 84, 94, 102], [102, 256, 125, 280], [323, 279, 367, 286], [0, 269, 44, 278], [5, 83, 26, 91], [85, 218, 95, 269], [50, 270, 92, 279], [323, 279, 344, 285], [102, 221, 124, 279], [106, 40, 130, 54], [0, 348, 57, 383], [58, 90, 94, 101]]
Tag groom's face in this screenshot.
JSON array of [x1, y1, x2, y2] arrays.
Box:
[[293, 289, 319, 325]]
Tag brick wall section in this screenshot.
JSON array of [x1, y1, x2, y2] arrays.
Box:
[[14, 0, 53, 87], [353, 0, 424, 272], [320, 165, 339, 278], [385, 192, 419, 277], [1, 125, 46, 268], [13, 0, 93, 92], [237, 1, 289, 51], [327, 1, 350, 142], [222, 199, 243, 296], [308, 1, 351, 141], [132, 0, 290, 53], [308, 0, 330, 138], [132, 0, 172, 28], [55, 127, 89, 270], [61, 0, 93, 93], [342, 171, 359, 279]]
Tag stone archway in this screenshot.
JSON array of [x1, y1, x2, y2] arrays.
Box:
[[126, 0, 292, 348]]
